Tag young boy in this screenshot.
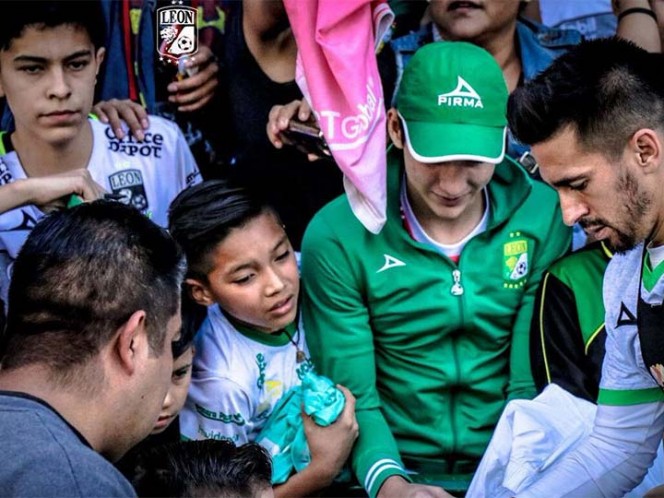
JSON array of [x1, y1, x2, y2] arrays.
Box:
[[168, 179, 359, 498], [116, 294, 207, 478], [0, 1, 201, 307]]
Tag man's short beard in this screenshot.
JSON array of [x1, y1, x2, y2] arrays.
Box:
[[607, 168, 651, 253]]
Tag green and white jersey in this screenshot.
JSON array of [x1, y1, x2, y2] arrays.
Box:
[[598, 242, 664, 404], [180, 304, 313, 444], [517, 243, 664, 497]]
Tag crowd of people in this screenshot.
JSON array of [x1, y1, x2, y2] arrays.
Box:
[[2, 1, 664, 497]]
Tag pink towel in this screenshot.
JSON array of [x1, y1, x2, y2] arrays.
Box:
[[283, 0, 393, 234]]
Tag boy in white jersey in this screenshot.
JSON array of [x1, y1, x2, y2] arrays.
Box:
[[509, 37, 664, 497], [0, 0, 201, 309], [168, 179, 359, 498]]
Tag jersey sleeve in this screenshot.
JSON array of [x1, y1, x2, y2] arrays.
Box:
[[173, 124, 202, 189], [530, 271, 600, 402], [179, 375, 254, 445], [516, 402, 664, 497], [508, 202, 572, 400], [301, 216, 410, 498]]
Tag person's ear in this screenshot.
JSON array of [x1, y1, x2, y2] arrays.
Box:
[[387, 108, 404, 149], [94, 47, 105, 84], [186, 278, 215, 307], [115, 310, 148, 375], [95, 47, 106, 72], [630, 128, 661, 174]]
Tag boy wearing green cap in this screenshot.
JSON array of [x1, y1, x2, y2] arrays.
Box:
[[300, 41, 571, 498]]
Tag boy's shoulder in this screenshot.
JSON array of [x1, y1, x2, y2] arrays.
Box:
[[305, 193, 367, 242], [90, 114, 184, 153]]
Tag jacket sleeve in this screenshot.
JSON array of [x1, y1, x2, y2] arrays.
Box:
[[508, 202, 572, 400], [300, 216, 410, 498], [530, 271, 600, 402]]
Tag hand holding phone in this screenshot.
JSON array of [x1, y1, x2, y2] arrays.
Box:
[[281, 120, 332, 159]]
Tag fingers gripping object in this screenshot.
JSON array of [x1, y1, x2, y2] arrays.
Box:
[[176, 55, 200, 81], [281, 120, 332, 158]]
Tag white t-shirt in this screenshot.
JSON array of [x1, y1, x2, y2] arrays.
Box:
[[180, 304, 312, 444], [0, 116, 201, 305]]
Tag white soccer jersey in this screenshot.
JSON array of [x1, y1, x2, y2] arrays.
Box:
[[517, 243, 664, 497], [599, 243, 664, 401], [180, 304, 312, 444], [0, 116, 201, 304]]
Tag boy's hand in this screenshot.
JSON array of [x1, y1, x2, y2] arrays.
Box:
[[266, 99, 321, 162], [377, 476, 455, 498], [301, 384, 359, 485], [167, 45, 219, 112], [92, 99, 149, 142], [23, 169, 105, 212]]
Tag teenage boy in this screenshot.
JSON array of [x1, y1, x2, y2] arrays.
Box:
[[299, 42, 571, 498], [0, 200, 186, 496], [0, 1, 200, 307], [507, 36, 664, 498]]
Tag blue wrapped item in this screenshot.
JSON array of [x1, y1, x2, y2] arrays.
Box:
[[256, 371, 345, 484]]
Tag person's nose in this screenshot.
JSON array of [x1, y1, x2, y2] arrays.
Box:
[[47, 67, 72, 100], [162, 386, 174, 410], [559, 191, 589, 227], [435, 164, 467, 196], [264, 266, 287, 296]]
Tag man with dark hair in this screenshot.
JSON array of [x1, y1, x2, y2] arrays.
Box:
[[0, 200, 186, 496], [131, 439, 273, 498], [507, 36, 664, 497]]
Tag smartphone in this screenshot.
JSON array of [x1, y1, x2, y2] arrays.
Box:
[[281, 120, 332, 158]]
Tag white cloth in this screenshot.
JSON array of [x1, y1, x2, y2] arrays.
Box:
[[468, 384, 664, 498], [0, 116, 200, 306], [180, 305, 312, 444]]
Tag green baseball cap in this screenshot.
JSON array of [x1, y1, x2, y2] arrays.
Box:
[[395, 41, 508, 164]]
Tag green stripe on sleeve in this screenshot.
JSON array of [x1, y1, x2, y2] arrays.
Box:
[[598, 387, 664, 405]]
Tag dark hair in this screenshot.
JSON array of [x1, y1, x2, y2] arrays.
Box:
[[168, 179, 277, 281], [0, 0, 105, 51], [172, 289, 206, 359], [131, 440, 273, 498], [508, 37, 664, 159], [1, 201, 186, 374]]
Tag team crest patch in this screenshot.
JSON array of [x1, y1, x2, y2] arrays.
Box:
[[109, 170, 149, 212], [156, 4, 198, 64], [503, 234, 529, 288]]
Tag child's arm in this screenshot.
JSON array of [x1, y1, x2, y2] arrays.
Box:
[[273, 385, 359, 498], [0, 170, 105, 214]]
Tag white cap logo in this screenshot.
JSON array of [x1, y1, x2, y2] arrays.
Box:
[[437, 76, 483, 109]]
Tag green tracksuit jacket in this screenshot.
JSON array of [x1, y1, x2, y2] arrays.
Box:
[[300, 148, 572, 497]]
